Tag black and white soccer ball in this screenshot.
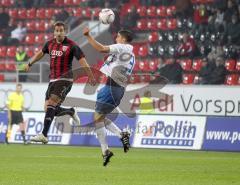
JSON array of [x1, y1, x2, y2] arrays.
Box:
[[99, 9, 115, 24]]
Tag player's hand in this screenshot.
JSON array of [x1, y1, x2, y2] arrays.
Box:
[[83, 27, 90, 36], [24, 64, 30, 72]]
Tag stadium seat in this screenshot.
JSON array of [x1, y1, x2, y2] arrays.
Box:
[[9, 9, 18, 18], [0, 74, 4, 82], [167, 18, 177, 30], [194, 75, 200, 84], [140, 74, 151, 83], [25, 34, 35, 45], [73, 7, 82, 17], [192, 59, 203, 71], [147, 6, 156, 17], [236, 60, 240, 71], [0, 60, 6, 71], [5, 60, 16, 72], [0, 46, 7, 57], [1, 0, 14, 7], [147, 19, 158, 31], [148, 32, 159, 43], [54, 0, 64, 6], [157, 19, 167, 30], [26, 21, 36, 31], [179, 59, 192, 71], [27, 8, 36, 19], [225, 59, 236, 72], [156, 6, 167, 17], [137, 6, 147, 17], [225, 74, 239, 85], [35, 34, 45, 44], [166, 6, 176, 17], [24, 47, 34, 57], [129, 75, 140, 83], [136, 19, 147, 30], [82, 8, 92, 18], [92, 8, 101, 18], [18, 9, 27, 19], [138, 45, 148, 57], [45, 8, 54, 19], [182, 74, 195, 84], [149, 60, 158, 71], [36, 9, 46, 19], [6, 47, 16, 58]]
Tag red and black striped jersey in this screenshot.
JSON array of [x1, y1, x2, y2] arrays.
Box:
[[42, 37, 85, 80]]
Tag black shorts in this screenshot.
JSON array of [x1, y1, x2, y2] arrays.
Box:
[[10, 111, 23, 125], [45, 80, 73, 103]]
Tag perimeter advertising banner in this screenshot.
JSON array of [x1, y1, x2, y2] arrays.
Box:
[[132, 115, 206, 149], [1, 84, 240, 116], [9, 112, 71, 145], [202, 117, 240, 151], [0, 111, 8, 143]]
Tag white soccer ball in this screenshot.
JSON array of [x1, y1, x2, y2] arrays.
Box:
[[99, 9, 115, 24]]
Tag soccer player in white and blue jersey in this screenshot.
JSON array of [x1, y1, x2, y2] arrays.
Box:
[[83, 27, 135, 166]]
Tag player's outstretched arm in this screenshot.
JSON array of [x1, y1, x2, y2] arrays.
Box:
[[83, 27, 110, 53], [79, 57, 96, 86], [24, 51, 45, 72]]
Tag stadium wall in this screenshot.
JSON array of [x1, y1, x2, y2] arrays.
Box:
[[0, 83, 240, 151]]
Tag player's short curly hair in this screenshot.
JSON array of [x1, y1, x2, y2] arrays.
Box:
[[53, 21, 66, 30], [118, 30, 133, 43]]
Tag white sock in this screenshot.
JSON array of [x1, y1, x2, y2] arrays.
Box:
[[95, 122, 108, 155], [104, 118, 122, 138]]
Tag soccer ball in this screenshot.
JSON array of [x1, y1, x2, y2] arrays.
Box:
[[99, 9, 115, 24]]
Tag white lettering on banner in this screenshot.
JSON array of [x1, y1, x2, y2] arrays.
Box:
[[206, 131, 240, 144], [132, 115, 206, 149], [0, 122, 7, 134], [1, 84, 240, 116]]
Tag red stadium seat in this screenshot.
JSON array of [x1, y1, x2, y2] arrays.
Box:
[[129, 75, 140, 83], [25, 34, 35, 45], [236, 60, 240, 71], [156, 6, 167, 17], [182, 74, 195, 84], [148, 32, 159, 43], [149, 60, 159, 71], [18, 9, 27, 19], [147, 6, 156, 17], [24, 47, 34, 57], [133, 60, 140, 72], [0, 74, 4, 82], [140, 74, 151, 83], [9, 9, 18, 18], [45, 8, 54, 19], [166, 6, 176, 17], [225, 74, 239, 85], [147, 19, 158, 31], [26, 21, 36, 31], [92, 8, 101, 18], [138, 45, 148, 57], [27, 8, 36, 19], [167, 18, 177, 30], [5, 60, 16, 72], [82, 8, 92, 18], [225, 59, 236, 72], [2, 0, 14, 7], [157, 19, 167, 30], [133, 44, 140, 56], [36, 9, 46, 19], [0, 60, 6, 71], [136, 19, 147, 30], [35, 34, 45, 44], [0, 46, 7, 57], [137, 6, 147, 17], [54, 0, 64, 6], [6, 47, 16, 58], [180, 59, 192, 71], [192, 59, 203, 71], [64, 0, 73, 5], [35, 21, 46, 31], [73, 7, 82, 17], [72, 0, 81, 5]]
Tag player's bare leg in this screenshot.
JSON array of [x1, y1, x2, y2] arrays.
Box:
[[94, 112, 114, 166]]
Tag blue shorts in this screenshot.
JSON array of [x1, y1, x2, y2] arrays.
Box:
[[95, 84, 125, 114]]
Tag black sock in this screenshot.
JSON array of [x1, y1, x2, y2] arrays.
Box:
[[21, 131, 26, 142], [55, 106, 74, 117], [42, 105, 56, 137]]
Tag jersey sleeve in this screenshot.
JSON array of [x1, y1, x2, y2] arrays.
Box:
[[42, 41, 49, 54], [72, 45, 85, 60], [109, 44, 123, 54], [6, 93, 12, 107]]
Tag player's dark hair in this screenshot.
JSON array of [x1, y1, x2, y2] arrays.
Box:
[[16, 83, 22, 87], [54, 21, 66, 30], [118, 29, 133, 43]]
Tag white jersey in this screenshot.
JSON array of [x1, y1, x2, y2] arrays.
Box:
[[100, 43, 135, 87]]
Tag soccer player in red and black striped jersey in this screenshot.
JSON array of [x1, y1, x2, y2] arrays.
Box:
[[25, 21, 95, 144]]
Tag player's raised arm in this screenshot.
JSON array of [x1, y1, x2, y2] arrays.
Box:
[[24, 50, 45, 72], [83, 27, 110, 53]]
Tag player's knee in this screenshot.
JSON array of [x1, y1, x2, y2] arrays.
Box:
[[48, 94, 61, 106]]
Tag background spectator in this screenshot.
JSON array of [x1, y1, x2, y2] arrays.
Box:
[[15, 46, 29, 82]]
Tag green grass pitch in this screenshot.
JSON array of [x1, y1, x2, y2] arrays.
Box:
[[0, 144, 239, 185]]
